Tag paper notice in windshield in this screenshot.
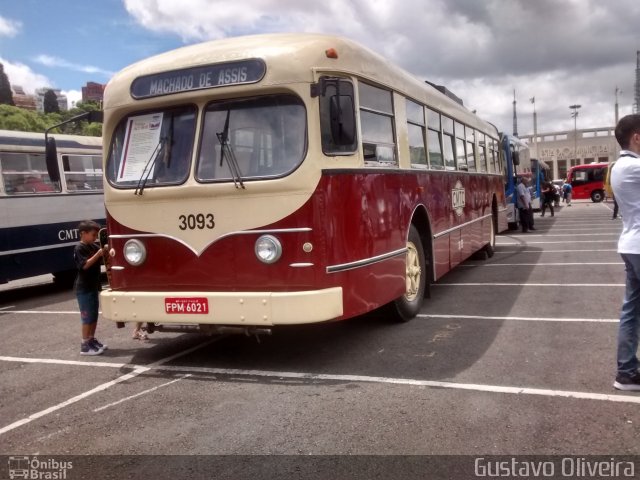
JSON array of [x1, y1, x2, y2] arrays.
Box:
[[117, 113, 163, 182]]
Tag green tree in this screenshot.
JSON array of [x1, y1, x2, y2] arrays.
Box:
[[43, 89, 60, 114], [0, 101, 101, 136], [0, 104, 47, 132], [0, 63, 15, 106]]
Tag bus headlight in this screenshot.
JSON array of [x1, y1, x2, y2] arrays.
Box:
[[123, 239, 146, 266], [255, 235, 282, 264]]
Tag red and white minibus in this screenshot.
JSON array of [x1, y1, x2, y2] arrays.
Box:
[[567, 162, 608, 202], [98, 33, 508, 333]]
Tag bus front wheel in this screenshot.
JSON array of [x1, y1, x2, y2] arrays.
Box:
[[389, 225, 426, 322], [591, 190, 604, 203]]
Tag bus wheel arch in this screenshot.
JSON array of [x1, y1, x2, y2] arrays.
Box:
[[387, 208, 432, 323]]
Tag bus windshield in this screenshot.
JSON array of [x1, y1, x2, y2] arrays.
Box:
[[196, 95, 306, 182], [106, 105, 196, 188]]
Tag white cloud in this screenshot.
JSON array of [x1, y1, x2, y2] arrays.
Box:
[[62, 89, 83, 109], [0, 15, 22, 37], [33, 54, 115, 78], [0, 57, 53, 94], [120, 0, 640, 133]]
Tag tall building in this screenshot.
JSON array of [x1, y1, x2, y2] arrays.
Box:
[[10, 85, 37, 110], [35, 88, 68, 112], [81, 81, 105, 104]]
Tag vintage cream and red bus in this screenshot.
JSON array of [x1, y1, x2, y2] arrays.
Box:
[[97, 33, 508, 333]]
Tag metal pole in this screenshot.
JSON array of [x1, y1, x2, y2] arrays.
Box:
[[569, 104, 581, 166], [615, 87, 620, 124]]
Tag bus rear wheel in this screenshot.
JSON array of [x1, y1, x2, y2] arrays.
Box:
[[486, 215, 496, 258], [591, 190, 604, 203], [389, 225, 426, 323]]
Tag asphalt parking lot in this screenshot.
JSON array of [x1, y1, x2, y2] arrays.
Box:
[[1, 200, 638, 478]]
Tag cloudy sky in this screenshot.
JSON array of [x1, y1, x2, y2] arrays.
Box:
[[0, 0, 638, 135]]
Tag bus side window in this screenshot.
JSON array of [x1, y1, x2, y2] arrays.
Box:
[[63, 154, 103, 191], [593, 167, 605, 181], [426, 108, 444, 170], [1, 152, 59, 194], [359, 82, 396, 165], [441, 116, 455, 170], [573, 170, 588, 185], [406, 98, 427, 168], [477, 133, 487, 172]]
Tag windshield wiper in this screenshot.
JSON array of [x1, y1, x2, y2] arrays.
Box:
[[134, 139, 163, 196], [216, 109, 245, 189], [134, 116, 174, 196]]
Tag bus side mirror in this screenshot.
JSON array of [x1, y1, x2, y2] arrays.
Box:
[[45, 136, 60, 183], [330, 95, 356, 146], [43, 109, 103, 184], [512, 151, 520, 166]]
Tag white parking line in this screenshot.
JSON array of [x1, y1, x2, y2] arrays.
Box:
[[461, 262, 623, 267], [539, 227, 620, 230], [435, 283, 624, 287], [0, 337, 220, 437], [497, 240, 616, 245], [93, 374, 191, 412], [418, 314, 617, 323], [1, 355, 639, 406], [501, 233, 618, 237], [495, 249, 617, 253], [127, 365, 640, 406], [0, 367, 149, 436], [1, 310, 78, 315], [0, 356, 127, 368]]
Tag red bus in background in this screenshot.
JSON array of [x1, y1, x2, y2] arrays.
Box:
[[95, 33, 508, 334], [567, 162, 608, 202]]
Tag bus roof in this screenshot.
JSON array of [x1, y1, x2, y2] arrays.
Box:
[[0, 129, 102, 150], [105, 33, 498, 138], [568, 162, 609, 170]]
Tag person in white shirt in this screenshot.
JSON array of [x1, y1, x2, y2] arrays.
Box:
[[516, 177, 535, 233], [610, 114, 640, 391]]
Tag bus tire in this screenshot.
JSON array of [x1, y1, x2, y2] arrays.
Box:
[[591, 190, 604, 203], [389, 225, 426, 323], [485, 215, 496, 258]]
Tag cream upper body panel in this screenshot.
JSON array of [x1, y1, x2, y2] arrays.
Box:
[[102, 33, 498, 255]]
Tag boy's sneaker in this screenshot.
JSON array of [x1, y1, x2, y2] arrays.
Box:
[[90, 338, 107, 350], [614, 372, 640, 391], [80, 341, 104, 356]]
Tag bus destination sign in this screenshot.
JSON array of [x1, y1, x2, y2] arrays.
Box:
[[130, 59, 266, 99]]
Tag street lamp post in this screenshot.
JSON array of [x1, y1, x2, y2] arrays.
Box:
[[569, 104, 581, 167], [615, 87, 621, 125]]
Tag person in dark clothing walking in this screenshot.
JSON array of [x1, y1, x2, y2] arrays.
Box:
[[540, 181, 555, 217]]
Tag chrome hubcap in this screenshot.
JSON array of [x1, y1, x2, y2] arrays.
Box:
[[405, 242, 421, 301]]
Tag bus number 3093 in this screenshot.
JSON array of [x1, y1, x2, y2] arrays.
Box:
[[178, 213, 215, 230]]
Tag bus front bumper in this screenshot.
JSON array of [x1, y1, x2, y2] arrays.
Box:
[[100, 287, 343, 326]]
